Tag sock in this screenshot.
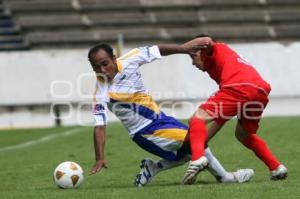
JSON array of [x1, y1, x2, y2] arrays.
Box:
[[242, 134, 280, 171], [189, 117, 208, 161], [155, 155, 190, 174], [205, 147, 235, 182]]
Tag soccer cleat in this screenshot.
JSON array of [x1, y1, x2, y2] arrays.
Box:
[[271, 164, 287, 180], [182, 156, 208, 185], [134, 158, 157, 187], [232, 169, 254, 183]]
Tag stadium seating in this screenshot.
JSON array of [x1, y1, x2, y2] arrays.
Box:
[[1, 0, 300, 49], [0, 0, 27, 51]]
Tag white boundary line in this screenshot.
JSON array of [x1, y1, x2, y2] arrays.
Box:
[[0, 128, 83, 152]]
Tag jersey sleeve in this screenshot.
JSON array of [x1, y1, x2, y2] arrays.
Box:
[[93, 103, 108, 126], [118, 45, 161, 67], [93, 83, 109, 126]]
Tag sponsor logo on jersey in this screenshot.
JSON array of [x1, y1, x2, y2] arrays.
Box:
[[120, 75, 126, 80]]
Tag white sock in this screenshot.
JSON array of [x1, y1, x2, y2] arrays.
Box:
[[155, 155, 190, 174], [205, 147, 235, 182]]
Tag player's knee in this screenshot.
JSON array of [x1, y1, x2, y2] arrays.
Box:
[[235, 130, 247, 142], [235, 132, 243, 142], [189, 116, 204, 126], [190, 109, 212, 123], [190, 114, 205, 121]]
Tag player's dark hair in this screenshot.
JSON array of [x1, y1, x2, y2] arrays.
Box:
[[88, 43, 114, 62]]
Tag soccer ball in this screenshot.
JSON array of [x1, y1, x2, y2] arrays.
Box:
[[53, 161, 84, 189]]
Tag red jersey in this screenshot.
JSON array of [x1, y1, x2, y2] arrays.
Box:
[[201, 42, 271, 93]]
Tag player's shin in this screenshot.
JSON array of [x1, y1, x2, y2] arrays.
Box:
[[181, 118, 209, 185], [242, 134, 280, 171], [189, 117, 208, 161]]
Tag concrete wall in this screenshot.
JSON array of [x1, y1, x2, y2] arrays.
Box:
[[0, 41, 299, 128]]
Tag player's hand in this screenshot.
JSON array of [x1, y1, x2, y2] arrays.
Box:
[[182, 38, 211, 55], [89, 160, 108, 175]]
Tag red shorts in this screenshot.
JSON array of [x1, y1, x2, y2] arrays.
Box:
[[200, 85, 270, 134]]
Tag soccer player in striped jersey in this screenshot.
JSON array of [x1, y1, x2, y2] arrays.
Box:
[[88, 43, 254, 186], [181, 35, 287, 184]]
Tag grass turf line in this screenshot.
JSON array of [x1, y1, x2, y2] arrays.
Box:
[[0, 117, 299, 199]]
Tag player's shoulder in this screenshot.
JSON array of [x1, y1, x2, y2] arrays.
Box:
[[117, 46, 156, 61], [213, 42, 233, 53], [213, 41, 228, 47], [118, 48, 141, 62]]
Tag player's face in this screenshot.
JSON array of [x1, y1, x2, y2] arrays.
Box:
[[190, 50, 205, 71], [90, 49, 118, 82]]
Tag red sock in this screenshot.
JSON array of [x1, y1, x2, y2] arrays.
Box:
[[242, 134, 280, 171], [189, 117, 208, 161]]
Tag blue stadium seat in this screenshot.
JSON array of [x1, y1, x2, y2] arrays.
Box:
[[0, 1, 27, 50], [0, 12, 10, 20], [0, 35, 23, 44], [0, 19, 13, 27], [0, 42, 28, 51], [0, 27, 20, 36]]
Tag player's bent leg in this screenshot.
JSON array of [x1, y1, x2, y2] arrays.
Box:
[[134, 158, 157, 187], [182, 109, 214, 185], [135, 156, 190, 187], [205, 147, 254, 183], [156, 155, 190, 172], [205, 147, 228, 182], [235, 122, 287, 180], [133, 117, 192, 187], [234, 121, 249, 142]]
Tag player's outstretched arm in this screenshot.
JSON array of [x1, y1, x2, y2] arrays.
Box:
[[157, 44, 189, 56], [182, 36, 214, 55], [90, 126, 108, 175]]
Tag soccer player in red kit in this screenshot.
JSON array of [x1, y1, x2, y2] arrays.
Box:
[[181, 35, 287, 184]]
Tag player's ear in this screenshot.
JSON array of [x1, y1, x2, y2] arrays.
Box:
[[195, 49, 202, 57], [112, 55, 118, 70], [112, 55, 117, 62]]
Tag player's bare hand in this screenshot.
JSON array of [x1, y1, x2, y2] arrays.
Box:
[[89, 160, 108, 175], [182, 37, 212, 55]]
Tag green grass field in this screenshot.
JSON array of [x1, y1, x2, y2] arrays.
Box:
[[0, 117, 299, 199]]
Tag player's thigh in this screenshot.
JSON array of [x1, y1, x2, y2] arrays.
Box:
[[133, 118, 188, 161], [199, 88, 242, 126], [238, 92, 268, 136], [141, 128, 188, 161]]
